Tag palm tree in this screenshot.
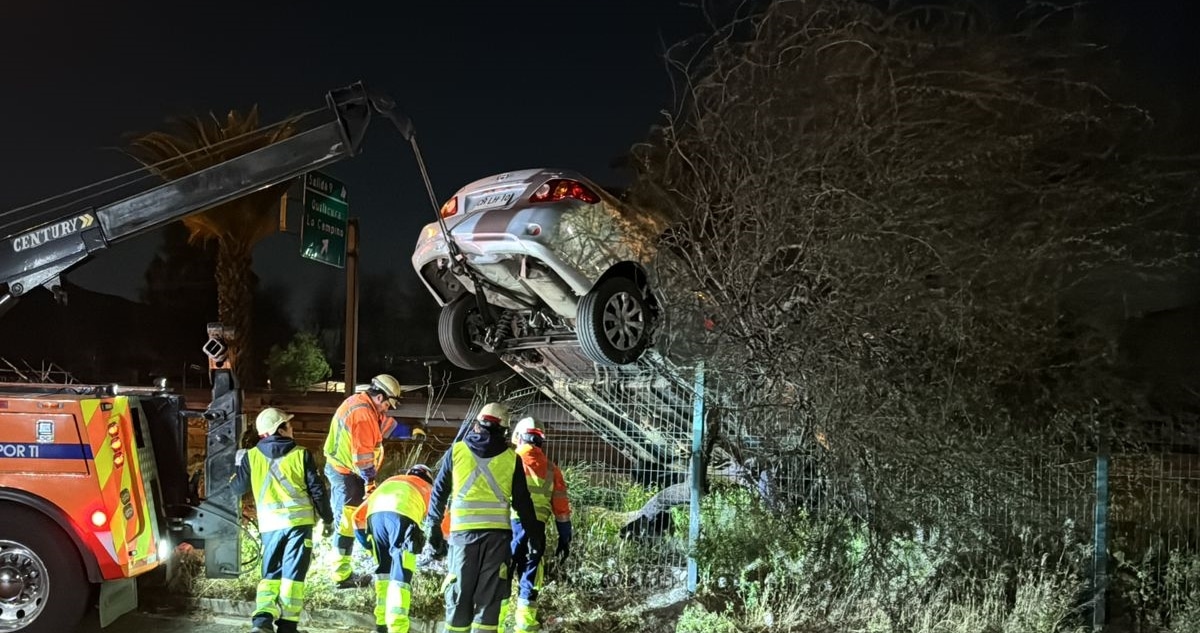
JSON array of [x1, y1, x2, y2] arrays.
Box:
[[126, 107, 297, 386]]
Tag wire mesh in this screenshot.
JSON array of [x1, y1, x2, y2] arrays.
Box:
[[507, 346, 701, 592]]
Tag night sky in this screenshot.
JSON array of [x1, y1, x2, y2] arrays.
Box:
[[0, 0, 720, 319], [1, 0, 1196, 323]]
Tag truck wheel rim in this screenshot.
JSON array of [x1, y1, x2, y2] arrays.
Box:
[[0, 540, 49, 631], [601, 291, 645, 351]]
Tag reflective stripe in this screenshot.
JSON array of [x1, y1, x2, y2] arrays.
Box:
[[323, 400, 374, 473], [366, 476, 432, 525], [512, 459, 554, 523], [255, 578, 282, 618], [249, 448, 315, 532], [279, 579, 305, 621], [450, 443, 516, 532]]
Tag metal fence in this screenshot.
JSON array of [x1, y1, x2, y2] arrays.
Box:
[[502, 347, 703, 593], [497, 346, 1200, 631]]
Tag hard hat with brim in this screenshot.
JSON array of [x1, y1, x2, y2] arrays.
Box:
[[510, 416, 542, 444], [255, 407, 294, 436], [477, 402, 511, 428]]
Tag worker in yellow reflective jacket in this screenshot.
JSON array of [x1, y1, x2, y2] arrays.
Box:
[[233, 407, 334, 633], [422, 402, 541, 633], [323, 374, 403, 585], [349, 464, 435, 633]]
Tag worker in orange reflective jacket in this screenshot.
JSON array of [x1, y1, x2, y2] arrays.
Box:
[[503, 417, 572, 632], [348, 464, 435, 633], [322, 374, 403, 585]]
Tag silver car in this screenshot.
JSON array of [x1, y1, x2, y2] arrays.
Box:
[[411, 168, 664, 369]]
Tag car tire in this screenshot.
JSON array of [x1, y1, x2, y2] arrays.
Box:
[[577, 276, 653, 366], [0, 505, 91, 633], [439, 294, 500, 371]]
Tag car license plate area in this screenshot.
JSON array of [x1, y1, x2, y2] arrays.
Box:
[[470, 192, 515, 212]]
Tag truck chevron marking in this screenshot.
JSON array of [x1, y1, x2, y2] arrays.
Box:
[[11, 213, 95, 253]]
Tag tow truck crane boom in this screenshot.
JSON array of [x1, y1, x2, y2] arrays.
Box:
[[0, 82, 424, 311], [0, 82, 440, 631]]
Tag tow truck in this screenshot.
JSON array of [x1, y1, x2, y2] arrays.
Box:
[[0, 83, 441, 632]]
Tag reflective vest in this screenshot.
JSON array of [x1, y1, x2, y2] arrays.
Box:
[[360, 475, 433, 528], [513, 457, 554, 524], [449, 442, 516, 532], [248, 447, 314, 532], [323, 393, 380, 476]]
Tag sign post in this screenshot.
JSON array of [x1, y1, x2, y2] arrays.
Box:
[[300, 172, 348, 269], [299, 171, 357, 392]]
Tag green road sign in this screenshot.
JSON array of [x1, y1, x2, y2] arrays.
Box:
[[300, 171, 348, 268]]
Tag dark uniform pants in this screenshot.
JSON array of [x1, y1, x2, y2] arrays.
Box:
[[510, 519, 545, 602], [369, 512, 423, 632], [325, 462, 366, 579], [253, 525, 314, 633], [443, 530, 512, 632]]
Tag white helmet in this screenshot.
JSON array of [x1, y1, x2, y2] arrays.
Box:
[[510, 416, 542, 445], [477, 402, 511, 428], [371, 374, 403, 400], [255, 407, 293, 437]]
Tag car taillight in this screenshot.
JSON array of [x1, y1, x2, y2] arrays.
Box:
[[529, 179, 600, 205], [440, 196, 458, 218]]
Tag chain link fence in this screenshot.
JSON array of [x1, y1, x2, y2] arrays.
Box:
[[504, 347, 702, 593]]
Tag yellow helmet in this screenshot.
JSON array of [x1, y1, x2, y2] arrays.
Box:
[[477, 402, 511, 428], [371, 374, 402, 399], [510, 416, 542, 445], [255, 407, 294, 437]]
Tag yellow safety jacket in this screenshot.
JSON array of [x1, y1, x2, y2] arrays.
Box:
[[449, 442, 516, 532], [362, 475, 433, 527], [248, 447, 315, 532]]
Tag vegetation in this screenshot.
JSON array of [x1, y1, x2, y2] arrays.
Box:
[[265, 331, 332, 391], [626, 0, 1200, 593], [126, 107, 299, 386]]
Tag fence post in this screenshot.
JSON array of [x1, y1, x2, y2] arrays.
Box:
[[687, 362, 706, 594], [1093, 442, 1109, 632]]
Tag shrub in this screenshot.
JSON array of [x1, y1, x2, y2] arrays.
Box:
[[266, 331, 331, 391]]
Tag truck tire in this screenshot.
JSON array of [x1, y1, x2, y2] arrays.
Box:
[[439, 294, 500, 371], [577, 276, 652, 366], [0, 505, 90, 633]]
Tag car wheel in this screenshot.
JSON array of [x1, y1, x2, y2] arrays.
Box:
[[577, 276, 653, 365], [0, 505, 90, 633], [438, 294, 500, 371]]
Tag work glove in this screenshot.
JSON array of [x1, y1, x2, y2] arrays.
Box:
[[234, 449, 247, 467], [527, 522, 546, 560], [423, 518, 447, 557], [321, 521, 334, 540], [365, 480, 377, 495], [555, 520, 572, 560]]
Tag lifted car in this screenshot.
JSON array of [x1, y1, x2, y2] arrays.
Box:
[[412, 168, 665, 369]]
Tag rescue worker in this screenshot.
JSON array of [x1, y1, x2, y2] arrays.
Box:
[[422, 403, 542, 633], [349, 464, 435, 633], [322, 374, 404, 586], [504, 419, 573, 632], [233, 407, 334, 633]]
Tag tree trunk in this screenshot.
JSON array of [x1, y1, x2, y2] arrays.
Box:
[[215, 244, 258, 386]]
